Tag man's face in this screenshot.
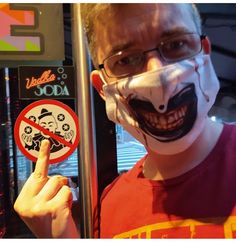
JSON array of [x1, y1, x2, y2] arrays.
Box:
[[94, 4, 198, 83], [39, 115, 58, 138], [92, 4, 220, 155]]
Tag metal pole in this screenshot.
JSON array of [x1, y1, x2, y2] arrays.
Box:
[[71, 3, 98, 238]]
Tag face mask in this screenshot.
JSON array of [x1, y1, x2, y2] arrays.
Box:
[[102, 54, 220, 155]]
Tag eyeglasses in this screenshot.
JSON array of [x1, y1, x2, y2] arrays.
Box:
[[99, 33, 206, 78]]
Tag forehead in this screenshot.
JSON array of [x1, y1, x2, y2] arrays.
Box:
[[94, 4, 197, 62], [39, 116, 55, 122]]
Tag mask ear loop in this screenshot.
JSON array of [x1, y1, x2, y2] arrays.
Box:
[[194, 61, 210, 103], [99, 71, 108, 86], [199, 83, 210, 102]]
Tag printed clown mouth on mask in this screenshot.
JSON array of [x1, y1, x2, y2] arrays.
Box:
[[128, 84, 197, 142]]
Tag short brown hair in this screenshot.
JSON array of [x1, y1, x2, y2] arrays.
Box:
[[80, 3, 202, 68]]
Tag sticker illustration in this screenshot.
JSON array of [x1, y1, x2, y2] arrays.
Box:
[[14, 99, 80, 164]]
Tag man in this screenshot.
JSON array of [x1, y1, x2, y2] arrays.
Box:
[[23, 108, 65, 153], [14, 3, 236, 238]]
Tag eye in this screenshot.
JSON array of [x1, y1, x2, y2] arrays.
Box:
[[106, 51, 145, 76], [39, 122, 46, 127], [163, 38, 188, 53], [160, 34, 199, 61], [116, 53, 143, 67]]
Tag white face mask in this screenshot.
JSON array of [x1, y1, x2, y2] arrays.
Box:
[[102, 54, 220, 155]]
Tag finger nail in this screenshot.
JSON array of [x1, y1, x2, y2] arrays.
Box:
[[41, 139, 50, 147]]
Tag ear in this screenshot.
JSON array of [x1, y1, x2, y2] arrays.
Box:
[[90, 70, 106, 100], [202, 35, 211, 54]]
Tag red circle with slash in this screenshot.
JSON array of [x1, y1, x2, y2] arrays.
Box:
[[14, 99, 80, 164]]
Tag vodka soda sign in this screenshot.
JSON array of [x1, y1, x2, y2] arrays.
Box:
[[18, 66, 75, 99]]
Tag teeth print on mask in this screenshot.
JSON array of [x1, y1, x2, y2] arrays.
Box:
[[128, 83, 197, 142], [103, 54, 220, 155]]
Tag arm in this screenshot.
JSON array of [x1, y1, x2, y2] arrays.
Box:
[[14, 139, 80, 238]]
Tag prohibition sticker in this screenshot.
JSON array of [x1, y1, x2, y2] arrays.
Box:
[[14, 99, 80, 164]]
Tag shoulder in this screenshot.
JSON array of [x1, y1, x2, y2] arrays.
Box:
[[100, 156, 146, 203], [213, 123, 236, 157], [221, 123, 236, 141]]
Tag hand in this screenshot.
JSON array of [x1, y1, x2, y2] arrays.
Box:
[[64, 130, 74, 142], [21, 133, 33, 146], [14, 139, 79, 238]]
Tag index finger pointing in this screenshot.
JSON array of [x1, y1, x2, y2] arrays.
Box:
[[33, 139, 51, 179]]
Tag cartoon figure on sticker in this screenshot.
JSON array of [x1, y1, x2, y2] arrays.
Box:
[[21, 108, 74, 153]]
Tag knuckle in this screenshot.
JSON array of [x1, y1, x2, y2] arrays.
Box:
[[62, 185, 71, 193], [50, 175, 68, 186], [58, 185, 72, 200], [33, 171, 44, 180], [32, 172, 48, 183], [62, 186, 73, 200], [49, 175, 59, 183], [13, 200, 20, 213], [14, 201, 30, 218], [50, 205, 59, 216], [14, 198, 27, 214], [31, 203, 47, 217], [14, 196, 50, 219], [59, 175, 69, 184]]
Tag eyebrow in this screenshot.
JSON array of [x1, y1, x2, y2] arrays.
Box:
[[106, 26, 193, 58], [107, 41, 136, 58], [160, 27, 193, 39]]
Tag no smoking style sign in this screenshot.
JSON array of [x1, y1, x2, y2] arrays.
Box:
[[14, 99, 80, 164]]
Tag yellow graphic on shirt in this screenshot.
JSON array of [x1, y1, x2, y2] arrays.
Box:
[[113, 216, 236, 238]]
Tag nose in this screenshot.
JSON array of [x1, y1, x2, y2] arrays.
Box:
[[145, 51, 165, 72], [144, 51, 171, 113]]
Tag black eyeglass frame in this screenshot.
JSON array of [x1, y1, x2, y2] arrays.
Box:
[[98, 34, 207, 78]]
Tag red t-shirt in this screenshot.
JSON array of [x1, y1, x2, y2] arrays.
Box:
[[99, 124, 236, 238]]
